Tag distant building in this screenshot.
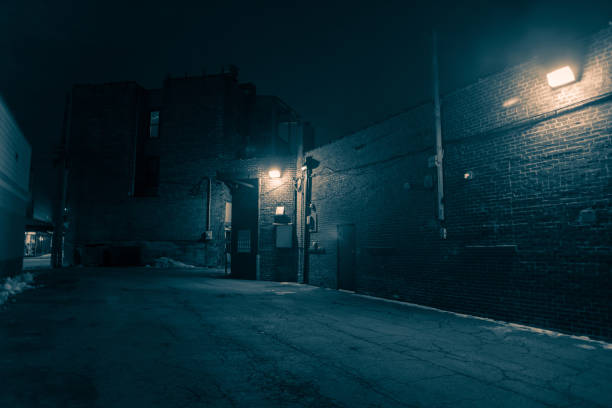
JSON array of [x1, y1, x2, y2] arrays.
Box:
[[62, 70, 313, 281], [0, 95, 31, 277]]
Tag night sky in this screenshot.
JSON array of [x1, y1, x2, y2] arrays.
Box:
[[1, 0, 611, 220]]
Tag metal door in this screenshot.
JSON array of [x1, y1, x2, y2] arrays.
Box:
[[230, 179, 258, 279], [337, 224, 356, 290]]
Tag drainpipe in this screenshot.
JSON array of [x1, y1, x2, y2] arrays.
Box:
[[432, 31, 446, 238], [205, 176, 212, 232], [303, 167, 311, 284]]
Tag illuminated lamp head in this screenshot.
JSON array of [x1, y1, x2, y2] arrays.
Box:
[[546, 66, 576, 88], [268, 168, 281, 178]]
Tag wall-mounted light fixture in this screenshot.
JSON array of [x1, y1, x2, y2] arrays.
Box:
[[546, 66, 576, 88], [463, 171, 474, 181], [268, 168, 281, 178]]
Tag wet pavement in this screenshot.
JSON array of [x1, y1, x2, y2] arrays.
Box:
[[1, 267, 611, 407]]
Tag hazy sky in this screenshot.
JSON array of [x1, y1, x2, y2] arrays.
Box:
[[1, 0, 611, 216]]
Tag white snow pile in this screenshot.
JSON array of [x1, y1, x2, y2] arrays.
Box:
[[152, 257, 195, 269], [0, 272, 35, 306]]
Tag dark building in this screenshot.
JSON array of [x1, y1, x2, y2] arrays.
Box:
[[298, 26, 612, 339], [0, 96, 31, 277], [62, 70, 313, 281], [61, 26, 611, 340]]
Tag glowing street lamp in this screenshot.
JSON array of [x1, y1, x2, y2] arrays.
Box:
[[268, 168, 281, 178], [546, 66, 576, 88]]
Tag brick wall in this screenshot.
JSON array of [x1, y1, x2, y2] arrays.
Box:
[[303, 26, 612, 339], [305, 104, 436, 290], [65, 82, 147, 265], [65, 75, 299, 281]]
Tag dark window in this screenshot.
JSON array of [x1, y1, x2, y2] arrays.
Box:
[[142, 156, 160, 196], [149, 111, 160, 138]]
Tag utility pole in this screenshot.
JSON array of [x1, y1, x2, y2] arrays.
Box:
[[432, 31, 446, 238], [51, 92, 71, 267]]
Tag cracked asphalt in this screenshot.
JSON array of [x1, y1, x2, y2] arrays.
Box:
[[1, 267, 611, 407]]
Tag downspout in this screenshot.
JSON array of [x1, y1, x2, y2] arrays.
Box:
[[303, 167, 311, 284], [432, 31, 446, 238], [205, 176, 212, 232]]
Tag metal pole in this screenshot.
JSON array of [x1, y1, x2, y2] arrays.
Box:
[[432, 31, 445, 229], [303, 168, 310, 284], [52, 92, 71, 267]]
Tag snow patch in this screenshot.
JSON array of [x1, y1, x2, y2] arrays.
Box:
[[0, 273, 35, 306], [152, 257, 195, 269]]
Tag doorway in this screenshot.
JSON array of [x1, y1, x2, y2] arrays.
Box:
[[337, 224, 356, 291], [230, 179, 259, 280]]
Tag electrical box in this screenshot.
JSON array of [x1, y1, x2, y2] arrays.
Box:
[[275, 224, 292, 248]]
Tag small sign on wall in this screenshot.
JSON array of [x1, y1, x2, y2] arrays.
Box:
[[276, 224, 292, 248]]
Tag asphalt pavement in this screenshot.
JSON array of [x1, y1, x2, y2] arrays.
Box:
[[1, 267, 611, 407]]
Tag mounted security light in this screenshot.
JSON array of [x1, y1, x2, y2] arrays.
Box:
[[268, 168, 281, 178], [541, 37, 585, 90], [547, 66, 576, 88]]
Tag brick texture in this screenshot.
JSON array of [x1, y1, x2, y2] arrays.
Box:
[[65, 74, 299, 281], [303, 26, 612, 339]]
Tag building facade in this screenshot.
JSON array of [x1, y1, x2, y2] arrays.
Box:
[[0, 95, 31, 277], [62, 27, 611, 339], [63, 70, 313, 281], [297, 26, 612, 339]]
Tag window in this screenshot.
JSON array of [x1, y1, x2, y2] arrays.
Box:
[[225, 202, 232, 224], [134, 155, 160, 197], [149, 110, 160, 138], [144, 156, 160, 195]]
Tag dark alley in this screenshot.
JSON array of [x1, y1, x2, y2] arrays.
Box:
[[2, 2, 612, 406], [1, 268, 611, 407]]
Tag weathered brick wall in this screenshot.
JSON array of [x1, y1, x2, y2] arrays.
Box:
[[442, 101, 612, 337], [304, 26, 612, 339], [66, 76, 240, 267], [66, 76, 298, 279], [443, 27, 612, 141], [256, 155, 297, 281], [306, 104, 436, 290], [66, 82, 146, 265]]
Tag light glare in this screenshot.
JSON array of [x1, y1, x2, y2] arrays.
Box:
[[546, 66, 575, 88], [502, 97, 520, 108], [269, 169, 281, 178]]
